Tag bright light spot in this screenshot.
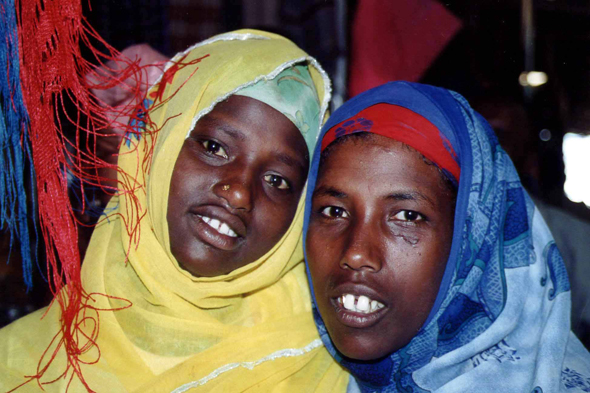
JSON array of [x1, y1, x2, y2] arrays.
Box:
[[563, 132, 590, 207], [519, 71, 548, 87]]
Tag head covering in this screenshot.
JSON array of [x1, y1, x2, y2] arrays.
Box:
[[236, 64, 321, 154], [320, 102, 460, 184], [0, 30, 349, 392], [303, 81, 590, 392]]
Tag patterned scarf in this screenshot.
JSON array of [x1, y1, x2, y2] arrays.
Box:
[[303, 81, 590, 392]]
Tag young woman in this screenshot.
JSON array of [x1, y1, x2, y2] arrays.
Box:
[[0, 30, 349, 392], [304, 81, 590, 392]]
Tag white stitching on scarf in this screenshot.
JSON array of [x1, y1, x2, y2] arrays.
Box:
[[170, 338, 323, 393]]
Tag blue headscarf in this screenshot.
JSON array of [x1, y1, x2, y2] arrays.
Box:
[[303, 82, 590, 392]]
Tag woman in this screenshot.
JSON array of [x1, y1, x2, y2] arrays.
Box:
[[304, 81, 590, 392], [0, 30, 349, 392]]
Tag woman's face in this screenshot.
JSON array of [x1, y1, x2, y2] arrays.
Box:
[[167, 95, 309, 277], [306, 135, 455, 361]]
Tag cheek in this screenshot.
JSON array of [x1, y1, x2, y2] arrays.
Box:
[[263, 194, 299, 228], [410, 237, 450, 297], [248, 195, 301, 256], [167, 177, 183, 214], [385, 235, 448, 292], [306, 228, 325, 272], [168, 155, 193, 206], [307, 222, 337, 256], [306, 226, 340, 289], [167, 172, 184, 222]]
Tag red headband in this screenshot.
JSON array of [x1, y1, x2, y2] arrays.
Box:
[[321, 104, 460, 182]]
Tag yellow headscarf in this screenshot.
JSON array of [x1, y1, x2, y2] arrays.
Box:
[[0, 30, 348, 392]]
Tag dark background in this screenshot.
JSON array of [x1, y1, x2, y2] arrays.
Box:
[[83, 0, 590, 219]]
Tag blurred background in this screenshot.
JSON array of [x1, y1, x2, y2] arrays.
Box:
[[2, 0, 590, 345]]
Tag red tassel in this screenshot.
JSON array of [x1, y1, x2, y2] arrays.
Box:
[[14, 0, 136, 390], [13, 1, 209, 390]]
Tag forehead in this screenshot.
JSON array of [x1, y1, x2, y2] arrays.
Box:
[[193, 95, 308, 156], [317, 135, 449, 203]]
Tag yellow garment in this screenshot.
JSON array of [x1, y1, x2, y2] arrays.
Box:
[[0, 30, 348, 392]]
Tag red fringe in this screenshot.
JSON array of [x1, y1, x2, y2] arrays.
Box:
[[15, 0, 138, 390], [14, 0, 209, 390]]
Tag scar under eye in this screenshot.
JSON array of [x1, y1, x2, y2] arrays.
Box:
[[321, 206, 348, 218], [201, 140, 229, 159]]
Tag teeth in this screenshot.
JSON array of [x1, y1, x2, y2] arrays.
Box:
[[357, 296, 370, 312], [219, 223, 237, 237], [209, 218, 220, 230], [339, 293, 384, 314], [343, 294, 355, 311], [197, 215, 238, 237]]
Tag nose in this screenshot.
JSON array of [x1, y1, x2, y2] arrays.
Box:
[[339, 220, 383, 272], [213, 176, 253, 212]]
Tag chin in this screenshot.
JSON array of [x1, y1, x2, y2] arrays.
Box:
[[340, 348, 386, 362], [331, 333, 388, 362]]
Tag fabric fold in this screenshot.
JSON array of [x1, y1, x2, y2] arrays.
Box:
[[303, 81, 590, 392], [0, 29, 348, 392]]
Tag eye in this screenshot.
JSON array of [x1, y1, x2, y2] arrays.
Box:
[[263, 174, 290, 190], [392, 210, 424, 222], [201, 140, 228, 159], [320, 206, 349, 218]]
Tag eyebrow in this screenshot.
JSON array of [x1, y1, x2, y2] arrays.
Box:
[[313, 186, 435, 208], [200, 116, 247, 141], [312, 186, 348, 200], [275, 152, 307, 172], [386, 191, 435, 208], [200, 115, 306, 171]]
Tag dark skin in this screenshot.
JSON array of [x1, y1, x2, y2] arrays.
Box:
[[307, 136, 455, 361], [167, 95, 309, 277]]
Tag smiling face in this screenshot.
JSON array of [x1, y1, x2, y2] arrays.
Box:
[[306, 134, 455, 361], [167, 95, 309, 277]]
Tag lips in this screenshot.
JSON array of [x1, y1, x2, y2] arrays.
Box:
[[188, 205, 247, 251], [329, 283, 388, 329]]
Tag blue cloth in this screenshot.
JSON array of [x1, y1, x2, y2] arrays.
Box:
[[0, 0, 36, 290], [303, 82, 590, 392]]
